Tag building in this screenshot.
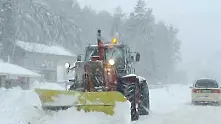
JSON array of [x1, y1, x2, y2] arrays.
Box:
[[0, 61, 41, 89], [10, 41, 76, 82]]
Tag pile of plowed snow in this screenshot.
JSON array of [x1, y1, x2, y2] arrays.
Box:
[[31, 102, 131, 124], [0, 87, 41, 124], [0, 82, 131, 124], [31, 81, 65, 90], [0, 82, 190, 124]]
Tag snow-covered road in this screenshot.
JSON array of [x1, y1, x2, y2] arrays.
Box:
[[137, 84, 221, 124], [1, 82, 221, 124], [142, 105, 221, 124]]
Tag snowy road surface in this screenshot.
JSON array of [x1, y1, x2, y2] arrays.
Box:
[[141, 105, 221, 124], [136, 85, 221, 124], [1, 82, 221, 124]]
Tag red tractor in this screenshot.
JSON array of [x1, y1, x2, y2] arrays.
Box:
[[66, 30, 150, 121]]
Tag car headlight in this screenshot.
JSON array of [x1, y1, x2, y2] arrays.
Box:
[[108, 59, 115, 65], [65, 63, 70, 68]]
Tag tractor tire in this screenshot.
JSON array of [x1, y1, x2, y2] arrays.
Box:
[[118, 82, 139, 121], [139, 82, 150, 115]]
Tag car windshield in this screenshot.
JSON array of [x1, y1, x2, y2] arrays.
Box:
[[195, 79, 219, 88]]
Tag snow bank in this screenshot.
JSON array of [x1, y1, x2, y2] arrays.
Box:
[[31, 101, 131, 124], [0, 87, 41, 124], [31, 81, 65, 90], [0, 81, 131, 124], [0, 81, 191, 124], [31, 107, 124, 124], [0, 82, 65, 124]]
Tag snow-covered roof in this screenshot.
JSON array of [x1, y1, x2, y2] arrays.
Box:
[[16, 41, 75, 57], [196, 77, 216, 81], [0, 62, 41, 77]]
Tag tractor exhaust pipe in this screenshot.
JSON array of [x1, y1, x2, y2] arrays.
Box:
[[97, 29, 104, 60]]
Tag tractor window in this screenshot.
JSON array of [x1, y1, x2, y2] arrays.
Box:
[[85, 47, 99, 61], [105, 47, 125, 68]]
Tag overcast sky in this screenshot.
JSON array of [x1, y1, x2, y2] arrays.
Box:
[[78, 0, 221, 66]]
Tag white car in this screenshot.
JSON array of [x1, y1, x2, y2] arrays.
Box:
[[190, 78, 221, 105]]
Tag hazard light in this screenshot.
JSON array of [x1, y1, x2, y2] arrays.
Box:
[[112, 37, 117, 44]]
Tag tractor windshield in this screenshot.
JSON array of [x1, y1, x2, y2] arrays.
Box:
[[105, 47, 125, 68], [85, 46, 125, 69]]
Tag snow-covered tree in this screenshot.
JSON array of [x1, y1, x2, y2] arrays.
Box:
[[0, 0, 182, 84], [122, 0, 157, 82], [111, 6, 124, 38], [5, 0, 82, 55]]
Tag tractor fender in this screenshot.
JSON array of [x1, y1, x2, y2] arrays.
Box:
[[120, 74, 139, 85]]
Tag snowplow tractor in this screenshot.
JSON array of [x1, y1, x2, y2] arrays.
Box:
[[35, 30, 150, 121]]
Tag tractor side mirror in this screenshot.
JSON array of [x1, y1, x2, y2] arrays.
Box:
[[77, 55, 82, 61], [65, 63, 70, 69], [135, 53, 140, 62], [65, 63, 70, 73]]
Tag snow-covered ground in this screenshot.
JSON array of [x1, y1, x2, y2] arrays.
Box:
[[136, 84, 221, 124], [1, 82, 221, 124]]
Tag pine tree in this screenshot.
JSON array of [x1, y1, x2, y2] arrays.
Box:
[[111, 6, 124, 41], [0, 0, 182, 84]]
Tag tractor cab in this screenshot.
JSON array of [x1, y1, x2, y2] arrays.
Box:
[[77, 42, 140, 77], [84, 44, 126, 70], [65, 30, 141, 88]]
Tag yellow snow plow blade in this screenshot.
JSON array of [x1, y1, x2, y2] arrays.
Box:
[[34, 88, 127, 115]]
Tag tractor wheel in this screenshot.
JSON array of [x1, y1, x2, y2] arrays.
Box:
[[139, 82, 150, 115], [119, 82, 139, 121]]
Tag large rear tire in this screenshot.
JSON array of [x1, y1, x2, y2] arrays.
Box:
[[139, 82, 150, 115], [118, 82, 139, 121]]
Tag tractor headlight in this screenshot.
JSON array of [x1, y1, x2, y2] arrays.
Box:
[[108, 59, 115, 65], [65, 63, 70, 68]]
